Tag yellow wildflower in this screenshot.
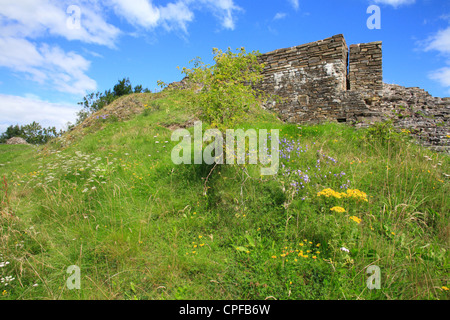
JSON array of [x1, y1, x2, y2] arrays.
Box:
[[330, 206, 346, 213], [349, 216, 362, 224], [317, 188, 343, 199], [343, 189, 368, 202]]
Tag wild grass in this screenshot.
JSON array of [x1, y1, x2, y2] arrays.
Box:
[[0, 90, 448, 300]]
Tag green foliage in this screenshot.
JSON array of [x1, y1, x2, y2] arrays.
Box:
[[74, 77, 150, 126], [0, 125, 23, 143], [181, 47, 269, 131], [113, 77, 133, 97], [0, 122, 62, 144]]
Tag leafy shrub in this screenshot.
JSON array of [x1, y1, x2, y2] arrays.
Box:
[[181, 47, 270, 131]]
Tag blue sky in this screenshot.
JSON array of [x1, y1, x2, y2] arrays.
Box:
[[1, 0, 450, 133]]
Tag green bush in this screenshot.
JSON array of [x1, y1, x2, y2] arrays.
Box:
[[181, 47, 271, 131]]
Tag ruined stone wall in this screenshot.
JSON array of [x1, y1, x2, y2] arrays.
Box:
[[349, 42, 383, 92], [257, 34, 348, 123], [256, 34, 449, 152]]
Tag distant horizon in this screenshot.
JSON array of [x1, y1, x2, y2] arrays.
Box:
[[1, 0, 450, 133]]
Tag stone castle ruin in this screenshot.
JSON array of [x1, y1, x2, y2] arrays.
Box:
[[256, 34, 449, 152]]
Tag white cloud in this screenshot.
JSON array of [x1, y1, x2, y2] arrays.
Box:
[[0, 0, 121, 96], [109, 0, 161, 29], [0, 0, 243, 100], [429, 67, 450, 88], [0, 94, 79, 133], [288, 0, 299, 11], [0, 37, 97, 95], [0, 0, 120, 47], [424, 27, 450, 54], [423, 26, 450, 89], [204, 0, 243, 30], [373, 0, 415, 8], [160, 1, 195, 32], [110, 0, 242, 31], [274, 12, 287, 20]]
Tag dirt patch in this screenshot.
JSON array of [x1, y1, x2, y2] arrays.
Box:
[[165, 118, 198, 131]]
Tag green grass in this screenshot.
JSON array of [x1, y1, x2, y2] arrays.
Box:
[[0, 90, 449, 300]]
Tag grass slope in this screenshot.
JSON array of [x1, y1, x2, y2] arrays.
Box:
[[0, 89, 449, 300]]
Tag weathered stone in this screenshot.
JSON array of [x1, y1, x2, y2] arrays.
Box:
[[6, 137, 28, 145], [253, 35, 449, 152]]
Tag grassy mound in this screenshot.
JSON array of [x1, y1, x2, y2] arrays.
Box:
[[0, 89, 448, 300]]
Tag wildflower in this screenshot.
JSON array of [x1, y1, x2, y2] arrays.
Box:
[[349, 216, 362, 224], [330, 206, 346, 213], [340, 247, 350, 253], [317, 188, 343, 199], [1, 276, 15, 285], [271, 256, 277, 259], [442, 286, 449, 291], [343, 189, 368, 202]]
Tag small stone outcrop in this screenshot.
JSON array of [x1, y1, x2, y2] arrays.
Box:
[[6, 137, 29, 145]]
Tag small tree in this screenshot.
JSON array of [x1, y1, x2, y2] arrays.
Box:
[[179, 48, 274, 195], [181, 47, 267, 131], [75, 78, 150, 125], [113, 77, 133, 97], [0, 125, 24, 143]]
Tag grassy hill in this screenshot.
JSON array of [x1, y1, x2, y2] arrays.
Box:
[[0, 88, 449, 300]]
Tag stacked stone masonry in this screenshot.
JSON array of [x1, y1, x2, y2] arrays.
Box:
[[349, 42, 383, 91], [256, 34, 449, 152]]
